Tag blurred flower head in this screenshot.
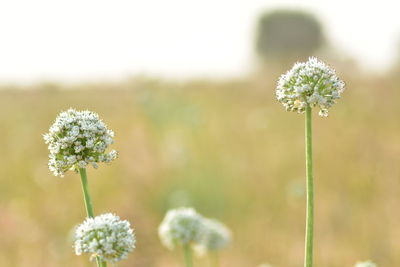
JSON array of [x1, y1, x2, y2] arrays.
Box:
[[194, 218, 231, 256], [74, 213, 135, 263], [158, 207, 204, 250], [354, 260, 377, 267], [44, 108, 117, 177], [276, 57, 345, 117]]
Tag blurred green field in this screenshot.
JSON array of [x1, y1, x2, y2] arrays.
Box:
[[0, 72, 399, 267]]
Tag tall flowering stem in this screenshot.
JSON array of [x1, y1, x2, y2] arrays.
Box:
[[78, 168, 106, 267], [44, 109, 118, 267], [304, 105, 314, 267], [158, 208, 206, 267], [276, 57, 345, 267], [44, 110, 135, 267]]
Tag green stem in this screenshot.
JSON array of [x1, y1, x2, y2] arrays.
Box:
[[78, 168, 105, 267], [95, 258, 107, 267], [96, 258, 105, 267], [79, 168, 95, 218], [183, 244, 193, 267], [304, 105, 314, 267]]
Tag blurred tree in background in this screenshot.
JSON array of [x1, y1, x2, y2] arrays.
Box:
[[255, 10, 324, 63]]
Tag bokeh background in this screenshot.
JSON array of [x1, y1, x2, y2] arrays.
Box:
[[1, 1, 400, 267]]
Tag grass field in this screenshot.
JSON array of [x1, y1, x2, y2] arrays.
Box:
[[0, 71, 399, 267]]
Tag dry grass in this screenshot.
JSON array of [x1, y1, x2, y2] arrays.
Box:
[[0, 72, 399, 267]]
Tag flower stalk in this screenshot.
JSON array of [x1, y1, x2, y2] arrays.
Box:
[[183, 244, 193, 267], [304, 105, 314, 267], [78, 168, 94, 218], [45, 109, 134, 266], [78, 168, 105, 267], [275, 57, 345, 267]]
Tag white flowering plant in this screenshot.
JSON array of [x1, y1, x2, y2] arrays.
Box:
[[159, 207, 232, 267], [193, 218, 231, 256], [159, 207, 204, 250], [276, 57, 344, 267], [44, 108, 117, 177], [276, 57, 345, 117], [74, 213, 136, 263], [45, 109, 134, 267]]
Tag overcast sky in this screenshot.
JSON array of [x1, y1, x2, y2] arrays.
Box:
[[0, 0, 399, 83]]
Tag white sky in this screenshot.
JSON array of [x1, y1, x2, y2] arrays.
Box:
[[0, 0, 399, 83]]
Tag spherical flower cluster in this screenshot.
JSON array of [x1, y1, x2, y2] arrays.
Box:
[[193, 218, 231, 255], [276, 57, 345, 117], [158, 207, 204, 250], [354, 261, 377, 267], [158, 207, 232, 256], [74, 213, 136, 263], [44, 108, 117, 177]]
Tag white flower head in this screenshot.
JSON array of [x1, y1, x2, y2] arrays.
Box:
[[158, 207, 204, 250], [74, 213, 136, 263], [276, 57, 345, 117], [354, 260, 377, 267], [44, 108, 117, 177], [193, 218, 232, 256]]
